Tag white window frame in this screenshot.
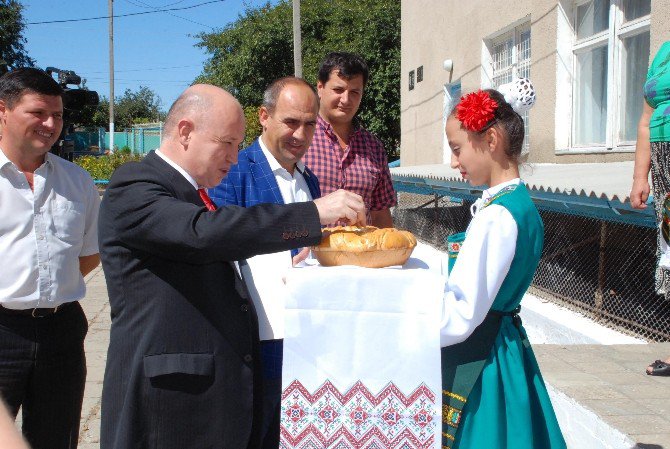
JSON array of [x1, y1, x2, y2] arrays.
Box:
[[564, 0, 650, 154], [482, 19, 532, 153]]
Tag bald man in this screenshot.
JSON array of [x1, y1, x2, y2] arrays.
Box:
[[98, 84, 365, 449]]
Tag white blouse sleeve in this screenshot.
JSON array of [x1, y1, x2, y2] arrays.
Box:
[[439, 204, 518, 347]]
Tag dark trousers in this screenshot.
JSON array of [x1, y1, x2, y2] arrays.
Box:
[[0, 302, 88, 449], [259, 338, 282, 449], [260, 377, 281, 449]]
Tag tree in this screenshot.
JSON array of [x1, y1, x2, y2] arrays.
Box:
[[243, 105, 262, 148], [78, 87, 164, 131], [114, 86, 164, 129], [0, 0, 34, 70], [78, 96, 110, 130], [195, 0, 400, 158]]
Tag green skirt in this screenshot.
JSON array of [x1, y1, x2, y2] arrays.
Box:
[[452, 319, 566, 449]]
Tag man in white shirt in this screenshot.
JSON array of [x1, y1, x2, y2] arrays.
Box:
[[208, 76, 320, 449], [0, 68, 100, 449]]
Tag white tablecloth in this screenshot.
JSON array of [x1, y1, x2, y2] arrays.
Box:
[[280, 244, 446, 449]]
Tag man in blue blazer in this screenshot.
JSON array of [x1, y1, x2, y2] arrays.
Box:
[[210, 77, 320, 220], [209, 77, 320, 449]]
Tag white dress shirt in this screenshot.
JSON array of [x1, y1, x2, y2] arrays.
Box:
[[239, 138, 313, 340], [259, 137, 313, 203], [0, 150, 100, 309], [155, 149, 198, 189], [439, 178, 521, 347]]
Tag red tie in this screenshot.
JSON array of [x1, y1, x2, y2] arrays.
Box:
[[198, 188, 217, 211]]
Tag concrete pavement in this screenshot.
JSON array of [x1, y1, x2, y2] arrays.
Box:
[[535, 343, 670, 448], [77, 266, 110, 448]]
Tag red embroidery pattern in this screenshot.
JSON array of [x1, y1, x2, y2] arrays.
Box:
[[280, 380, 438, 449]]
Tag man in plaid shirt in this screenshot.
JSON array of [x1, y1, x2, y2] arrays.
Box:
[[303, 52, 397, 227]]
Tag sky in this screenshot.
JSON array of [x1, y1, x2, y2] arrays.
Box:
[[22, 0, 277, 113]]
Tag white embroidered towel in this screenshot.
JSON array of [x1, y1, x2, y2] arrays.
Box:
[[281, 264, 445, 449]]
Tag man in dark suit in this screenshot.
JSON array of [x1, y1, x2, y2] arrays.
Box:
[[209, 76, 320, 448], [98, 84, 366, 449]]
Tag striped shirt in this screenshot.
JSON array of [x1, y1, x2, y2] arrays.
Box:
[[303, 115, 396, 217]]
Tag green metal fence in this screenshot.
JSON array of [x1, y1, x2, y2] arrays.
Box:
[[102, 126, 162, 154], [74, 125, 162, 154], [70, 131, 101, 152]]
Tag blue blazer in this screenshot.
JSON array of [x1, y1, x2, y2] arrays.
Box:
[[209, 139, 321, 208]]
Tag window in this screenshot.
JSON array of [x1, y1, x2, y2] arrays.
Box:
[[409, 70, 415, 91], [572, 0, 650, 149], [490, 23, 531, 153], [417, 66, 424, 83]]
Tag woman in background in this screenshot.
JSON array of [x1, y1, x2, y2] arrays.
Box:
[[630, 41, 670, 376]]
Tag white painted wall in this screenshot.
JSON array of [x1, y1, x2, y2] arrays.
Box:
[[547, 385, 635, 449], [521, 294, 645, 345]]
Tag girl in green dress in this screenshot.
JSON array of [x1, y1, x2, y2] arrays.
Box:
[[440, 79, 566, 449]]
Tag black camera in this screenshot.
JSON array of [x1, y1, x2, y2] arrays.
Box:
[[46, 67, 99, 161]]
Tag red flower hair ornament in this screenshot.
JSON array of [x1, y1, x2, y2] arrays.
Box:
[[456, 91, 498, 132]]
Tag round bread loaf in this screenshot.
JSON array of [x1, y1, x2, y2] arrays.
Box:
[[374, 228, 417, 250], [317, 226, 416, 251], [313, 226, 417, 267]]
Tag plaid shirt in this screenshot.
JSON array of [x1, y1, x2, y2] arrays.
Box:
[[304, 115, 397, 217]]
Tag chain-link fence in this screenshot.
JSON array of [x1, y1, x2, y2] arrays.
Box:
[[392, 191, 670, 342]]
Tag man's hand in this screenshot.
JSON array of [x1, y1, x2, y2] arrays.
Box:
[[79, 254, 101, 277], [370, 208, 393, 228], [630, 178, 650, 209], [313, 190, 367, 226]]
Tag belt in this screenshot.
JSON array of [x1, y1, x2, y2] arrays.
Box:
[[0, 301, 76, 318]]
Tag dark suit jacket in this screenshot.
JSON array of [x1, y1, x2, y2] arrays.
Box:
[[208, 139, 321, 208], [98, 151, 321, 449]]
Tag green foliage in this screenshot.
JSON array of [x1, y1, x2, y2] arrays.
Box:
[[195, 0, 400, 156], [243, 105, 262, 147], [114, 86, 163, 129], [74, 153, 142, 181], [78, 86, 164, 130], [0, 0, 34, 69], [93, 97, 111, 128], [196, 3, 293, 107]]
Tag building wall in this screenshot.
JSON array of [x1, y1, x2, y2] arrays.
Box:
[[651, 0, 670, 55], [401, 0, 533, 165], [401, 0, 670, 166]]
